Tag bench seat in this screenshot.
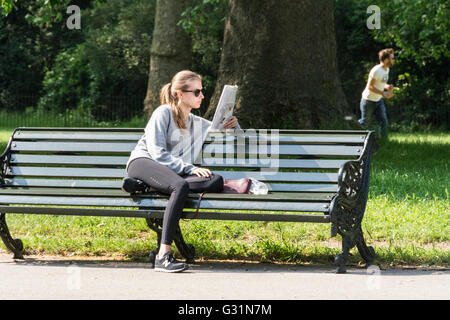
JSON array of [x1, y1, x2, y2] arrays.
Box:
[[0, 127, 377, 273]]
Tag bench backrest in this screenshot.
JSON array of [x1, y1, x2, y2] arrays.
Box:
[[1, 128, 371, 194]]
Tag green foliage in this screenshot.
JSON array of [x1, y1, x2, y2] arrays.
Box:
[[373, 0, 449, 64], [38, 45, 91, 114], [179, 0, 228, 114], [23, 0, 70, 27], [37, 0, 156, 122], [0, 0, 86, 111], [1, 0, 17, 16]]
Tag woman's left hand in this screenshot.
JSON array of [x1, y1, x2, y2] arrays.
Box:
[[223, 116, 239, 129]]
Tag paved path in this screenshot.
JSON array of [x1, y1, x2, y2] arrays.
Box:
[[0, 254, 448, 300]]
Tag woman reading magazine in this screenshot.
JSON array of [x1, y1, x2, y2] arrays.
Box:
[[123, 70, 239, 273]]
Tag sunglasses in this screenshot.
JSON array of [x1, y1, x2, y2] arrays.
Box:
[[182, 89, 203, 97]]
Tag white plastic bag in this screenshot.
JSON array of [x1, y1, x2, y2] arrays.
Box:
[[249, 179, 269, 195]]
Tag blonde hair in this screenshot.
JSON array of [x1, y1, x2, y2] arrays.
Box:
[[160, 70, 202, 129]]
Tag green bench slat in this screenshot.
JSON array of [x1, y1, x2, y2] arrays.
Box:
[[202, 144, 362, 156], [8, 166, 338, 182], [11, 141, 135, 153], [10, 154, 129, 166], [0, 195, 330, 212], [0, 206, 330, 223], [9, 166, 126, 178], [4, 178, 122, 189], [14, 129, 368, 145], [0, 187, 336, 201], [213, 171, 338, 182], [200, 158, 349, 169], [3, 178, 337, 192], [11, 141, 361, 157], [13, 130, 143, 141], [10, 154, 349, 169], [12, 141, 361, 157], [13, 131, 365, 144], [267, 183, 338, 192], [205, 133, 367, 144]]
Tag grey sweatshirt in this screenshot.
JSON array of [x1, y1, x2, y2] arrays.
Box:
[[126, 104, 213, 175]]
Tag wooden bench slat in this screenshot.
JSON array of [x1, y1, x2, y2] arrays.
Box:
[[4, 178, 122, 188], [0, 195, 330, 212], [0, 206, 330, 223], [13, 130, 143, 141], [8, 166, 338, 182], [202, 144, 362, 156], [13, 130, 365, 144], [267, 183, 338, 192], [10, 154, 349, 170], [3, 178, 337, 192], [205, 134, 366, 144], [214, 171, 338, 182], [10, 154, 129, 166], [9, 166, 126, 178], [11, 141, 135, 153], [11, 141, 361, 157], [200, 158, 348, 169], [0, 187, 336, 201], [13, 130, 368, 147]]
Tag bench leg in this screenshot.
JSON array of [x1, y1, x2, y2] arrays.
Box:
[[335, 234, 352, 274], [355, 226, 376, 267], [335, 226, 375, 273], [145, 218, 162, 268], [173, 224, 195, 264], [0, 213, 24, 259]]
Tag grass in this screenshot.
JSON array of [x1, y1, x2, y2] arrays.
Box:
[[0, 129, 448, 268]]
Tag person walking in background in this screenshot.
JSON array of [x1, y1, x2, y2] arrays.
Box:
[[359, 48, 395, 140]]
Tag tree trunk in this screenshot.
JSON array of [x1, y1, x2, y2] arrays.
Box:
[[205, 0, 349, 129], [143, 0, 191, 116]]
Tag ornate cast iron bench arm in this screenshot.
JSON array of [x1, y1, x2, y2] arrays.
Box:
[[330, 132, 376, 273]]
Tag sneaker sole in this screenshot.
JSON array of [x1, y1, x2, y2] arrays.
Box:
[[154, 265, 189, 273]]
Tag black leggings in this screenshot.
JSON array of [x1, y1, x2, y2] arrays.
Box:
[[127, 157, 223, 245]]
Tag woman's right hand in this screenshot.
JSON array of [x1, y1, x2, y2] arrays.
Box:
[[192, 167, 212, 178]]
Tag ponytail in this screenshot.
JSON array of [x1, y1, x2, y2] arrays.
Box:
[[160, 82, 176, 105]]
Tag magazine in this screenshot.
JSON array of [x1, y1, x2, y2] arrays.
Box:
[[210, 85, 238, 130]]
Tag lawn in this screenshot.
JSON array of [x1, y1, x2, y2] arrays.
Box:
[[0, 129, 448, 268]]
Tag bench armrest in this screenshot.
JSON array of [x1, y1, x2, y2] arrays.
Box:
[[0, 128, 20, 184], [336, 131, 376, 199], [330, 131, 376, 237]]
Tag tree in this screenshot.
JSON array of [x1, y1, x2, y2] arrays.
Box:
[[204, 0, 350, 129], [143, 0, 192, 115]]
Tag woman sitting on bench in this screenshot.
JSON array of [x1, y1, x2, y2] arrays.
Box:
[[123, 70, 239, 273]]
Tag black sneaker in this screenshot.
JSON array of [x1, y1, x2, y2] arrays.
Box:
[[121, 177, 148, 194], [154, 252, 188, 273]]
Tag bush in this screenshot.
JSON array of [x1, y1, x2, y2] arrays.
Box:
[[37, 0, 156, 122]]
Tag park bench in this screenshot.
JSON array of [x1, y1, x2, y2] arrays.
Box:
[[0, 127, 376, 273]]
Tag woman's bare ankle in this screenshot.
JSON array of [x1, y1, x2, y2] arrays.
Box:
[[157, 244, 171, 258]]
